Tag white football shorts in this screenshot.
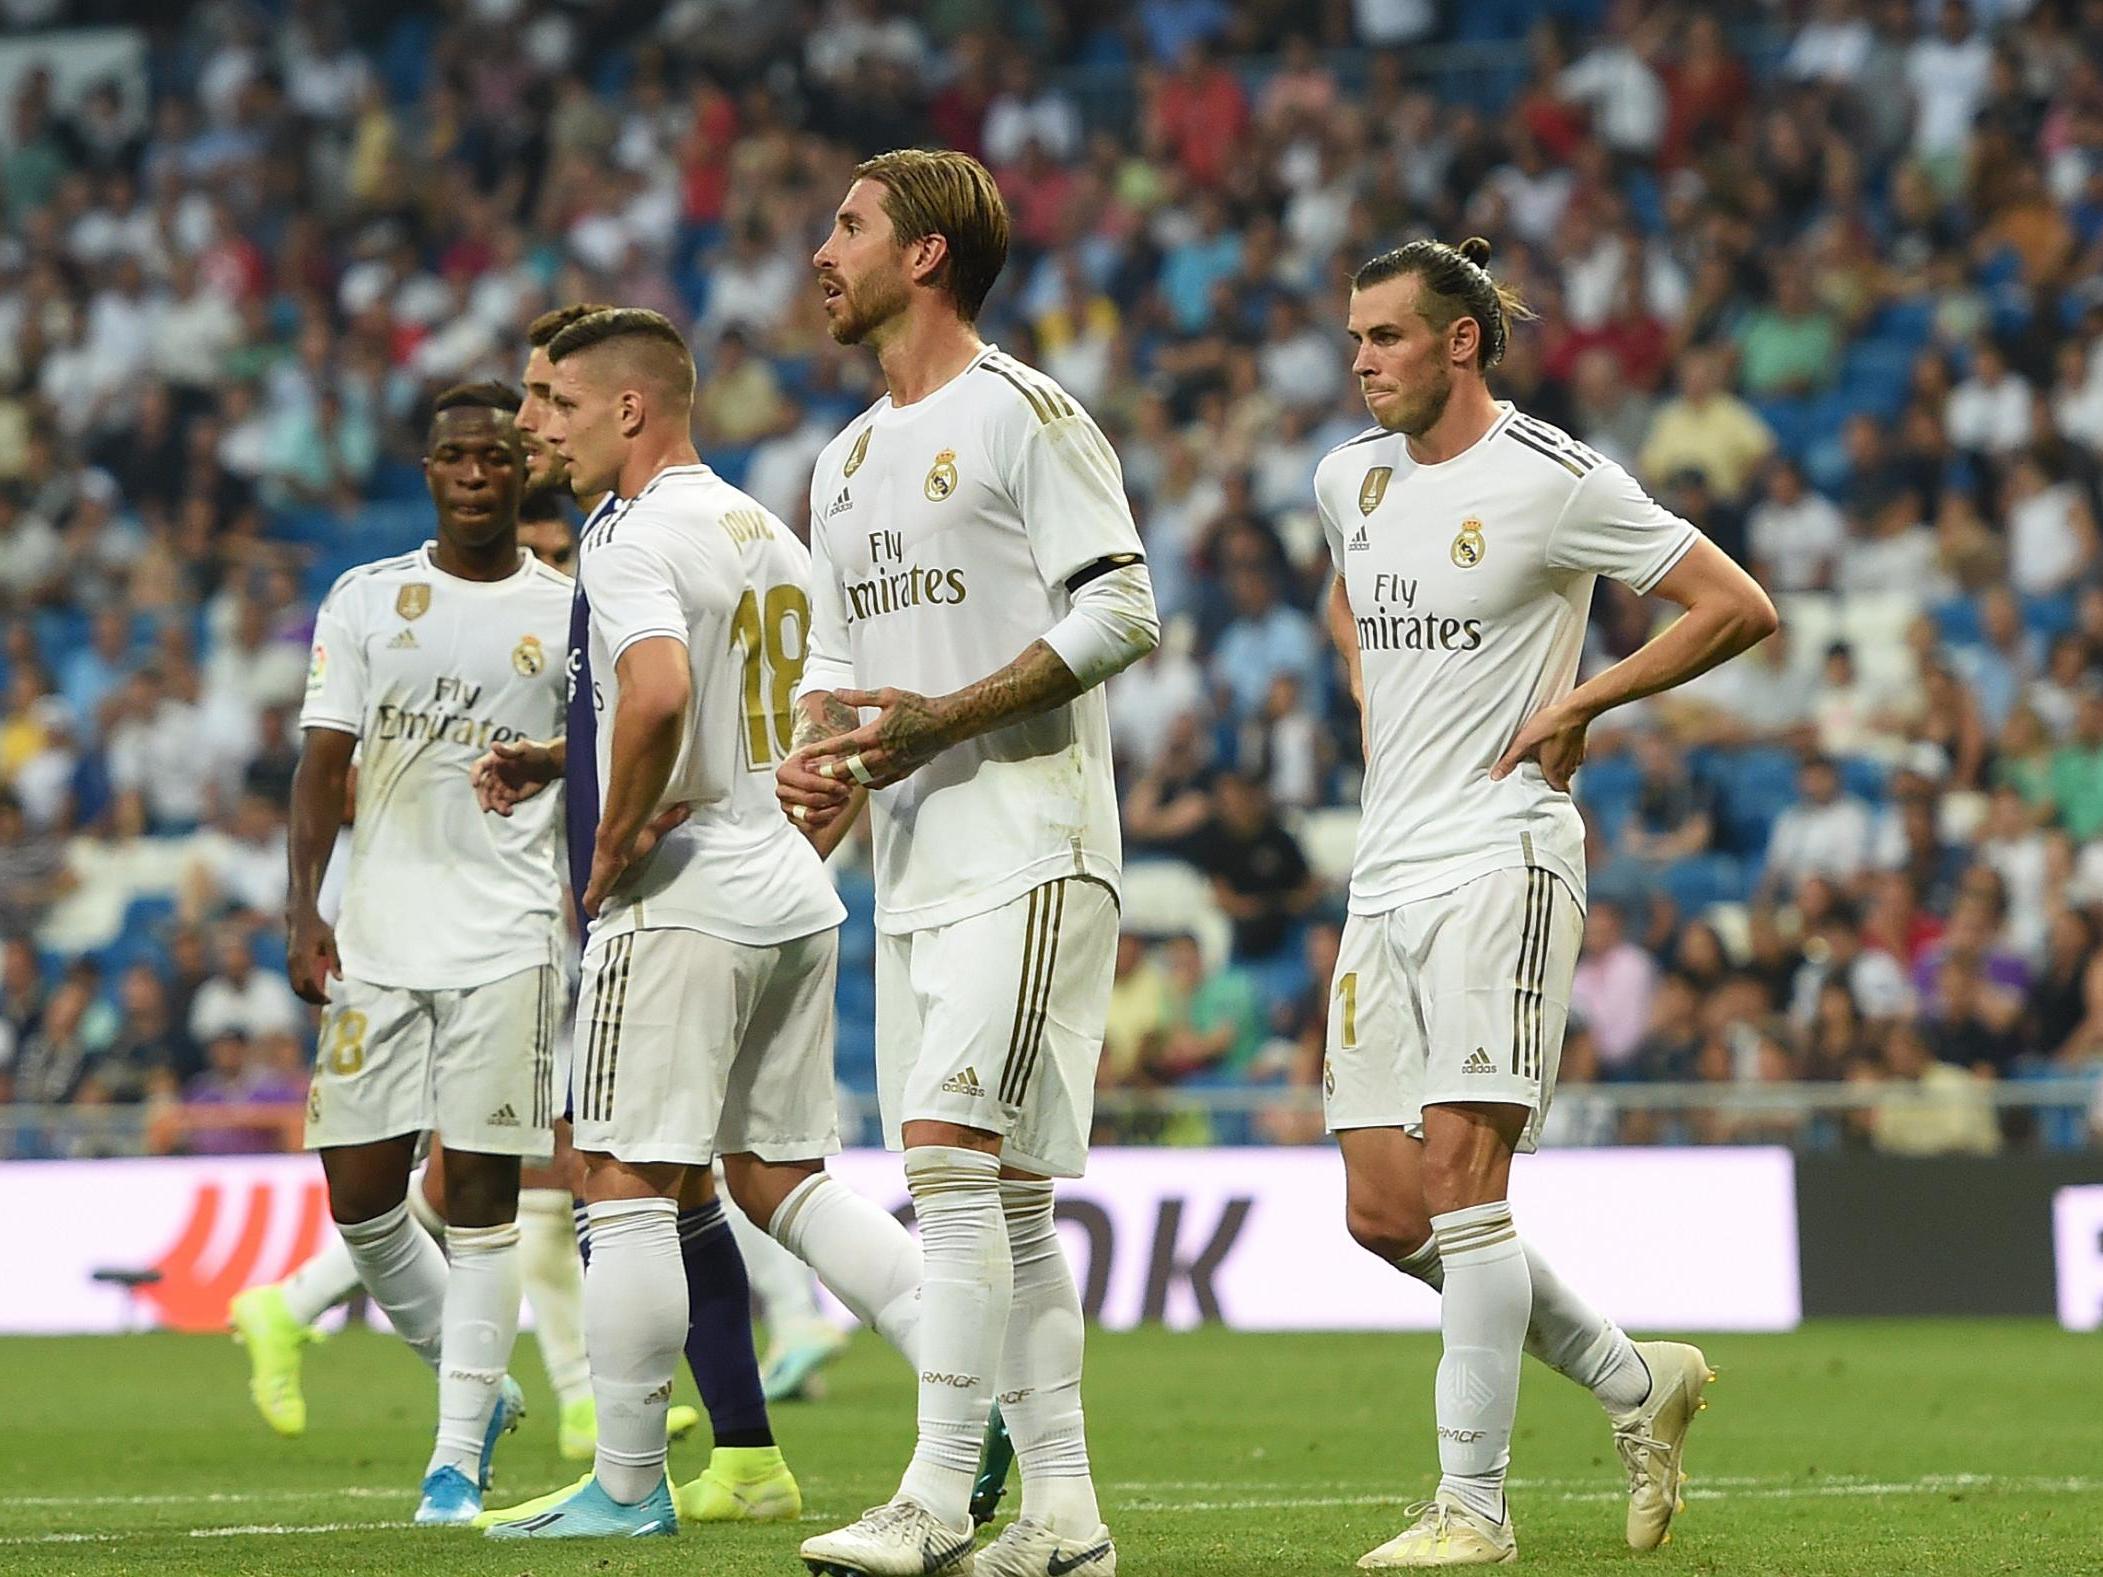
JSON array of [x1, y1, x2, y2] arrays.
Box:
[[568, 925, 840, 1167], [876, 876, 1118, 1179], [1324, 865, 1582, 1155], [304, 964, 562, 1158]]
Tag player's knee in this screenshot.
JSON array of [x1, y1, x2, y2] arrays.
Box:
[[1345, 1196, 1432, 1263], [1418, 1150, 1502, 1218], [442, 1151, 521, 1227]]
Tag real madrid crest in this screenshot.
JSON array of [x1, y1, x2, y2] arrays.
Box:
[[396, 583, 431, 620], [924, 448, 959, 502], [512, 634, 545, 676], [843, 428, 870, 478], [1358, 466, 1392, 516], [1451, 518, 1486, 569]]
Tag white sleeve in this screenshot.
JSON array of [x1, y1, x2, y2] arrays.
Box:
[[299, 582, 367, 735], [797, 514, 857, 697], [1042, 559, 1160, 689], [1545, 459, 1702, 594], [1314, 469, 1348, 575], [583, 534, 689, 663], [1013, 408, 1147, 590]]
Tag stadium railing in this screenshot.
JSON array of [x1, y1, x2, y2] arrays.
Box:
[[2, 1079, 2094, 1159]]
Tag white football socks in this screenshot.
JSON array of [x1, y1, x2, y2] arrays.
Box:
[[278, 1234, 360, 1327], [723, 1181, 826, 1332], [426, 1221, 520, 1480], [517, 1188, 591, 1410], [337, 1200, 447, 1370], [405, 1166, 448, 1244], [1392, 1235, 1650, 1414], [768, 1171, 923, 1362], [997, 1178, 1100, 1537], [895, 1146, 1008, 1528], [1430, 1203, 1530, 1523], [584, 1197, 684, 1505]]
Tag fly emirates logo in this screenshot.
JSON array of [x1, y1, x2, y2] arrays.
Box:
[[843, 528, 969, 624], [1354, 574, 1485, 653]]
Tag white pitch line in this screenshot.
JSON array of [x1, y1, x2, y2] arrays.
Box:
[[0, 1487, 401, 1510], [4, 1473, 2096, 1542]]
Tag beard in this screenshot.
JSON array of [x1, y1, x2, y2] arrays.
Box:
[[827, 266, 912, 347], [521, 464, 572, 516], [1385, 363, 1453, 437]]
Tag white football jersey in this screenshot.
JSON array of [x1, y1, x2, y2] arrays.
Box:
[[301, 544, 571, 990], [1315, 404, 1702, 913], [800, 344, 1145, 935], [576, 464, 845, 948]]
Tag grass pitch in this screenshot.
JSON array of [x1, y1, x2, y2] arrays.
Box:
[[1, 1320, 2095, 1575]]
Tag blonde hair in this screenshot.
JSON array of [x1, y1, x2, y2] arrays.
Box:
[[854, 148, 1011, 321]]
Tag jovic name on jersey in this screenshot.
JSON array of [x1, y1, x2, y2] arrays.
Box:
[[1315, 405, 1702, 913], [302, 545, 573, 989], [800, 345, 1146, 935], [574, 465, 844, 947]]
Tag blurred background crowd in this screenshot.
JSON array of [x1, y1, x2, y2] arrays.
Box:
[[1, 0, 2101, 1157]]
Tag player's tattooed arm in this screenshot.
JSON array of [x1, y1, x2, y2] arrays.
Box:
[[802, 639, 1082, 791], [778, 691, 862, 837]]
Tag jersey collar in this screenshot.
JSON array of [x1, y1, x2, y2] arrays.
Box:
[[417, 542, 535, 589]]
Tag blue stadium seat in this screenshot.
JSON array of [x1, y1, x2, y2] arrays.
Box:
[[1660, 854, 1748, 912], [2024, 595, 2077, 641], [1837, 756, 1887, 803], [1574, 754, 1641, 840], [1716, 746, 1801, 857], [1933, 596, 1984, 647]]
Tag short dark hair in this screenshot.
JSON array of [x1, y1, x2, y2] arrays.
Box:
[[545, 308, 696, 405], [854, 148, 1011, 321], [527, 302, 612, 350], [1352, 236, 1533, 369], [430, 380, 523, 418]]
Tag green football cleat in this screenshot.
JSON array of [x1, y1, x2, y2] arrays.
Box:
[[675, 1444, 801, 1522], [970, 1403, 1015, 1527], [228, 1285, 321, 1438], [476, 1473, 591, 1530]]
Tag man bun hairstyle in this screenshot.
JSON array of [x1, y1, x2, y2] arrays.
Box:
[[854, 148, 1011, 322], [527, 301, 612, 349], [545, 307, 696, 405], [1353, 235, 1535, 369]]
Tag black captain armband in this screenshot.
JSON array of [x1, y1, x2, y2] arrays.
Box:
[[1066, 553, 1145, 593]]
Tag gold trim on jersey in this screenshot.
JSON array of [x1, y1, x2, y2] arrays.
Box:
[[1359, 466, 1392, 515], [843, 427, 870, 478], [1451, 518, 1486, 569], [924, 448, 960, 502], [396, 584, 431, 620], [981, 355, 1074, 424]]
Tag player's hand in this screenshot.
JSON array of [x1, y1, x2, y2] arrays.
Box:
[[286, 908, 341, 1006], [776, 745, 853, 836], [631, 803, 689, 861], [580, 839, 632, 919], [472, 737, 560, 815], [802, 686, 954, 791], [1491, 699, 1590, 793]]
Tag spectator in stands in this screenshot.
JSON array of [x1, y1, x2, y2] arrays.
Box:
[[1185, 771, 1320, 964], [0, 788, 70, 937], [1802, 976, 1873, 1082], [185, 924, 300, 1048], [1764, 755, 1876, 891], [1147, 932, 1267, 1084], [1102, 931, 1172, 1092], [13, 964, 102, 1105], [1735, 259, 1840, 399], [694, 326, 786, 448], [1790, 894, 1915, 1026], [58, 607, 133, 727], [1630, 970, 1703, 1082], [1638, 344, 1776, 502], [1570, 898, 1657, 1075], [1598, 729, 1715, 904], [1836, 482, 1937, 597], [98, 962, 198, 1098], [1747, 456, 1846, 594], [1905, 0, 1993, 180], [2049, 691, 2103, 840], [2003, 449, 2098, 597], [1123, 709, 1217, 857], [2027, 909, 2100, 1063], [1209, 534, 1321, 722], [1945, 338, 2033, 460], [1951, 586, 2041, 733], [1858, 1019, 2001, 1155]]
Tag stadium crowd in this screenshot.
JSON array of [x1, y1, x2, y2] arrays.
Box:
[[1, 0, 2101, 1156]]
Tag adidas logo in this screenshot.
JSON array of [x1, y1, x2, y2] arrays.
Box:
[[487, 1103, 520, 1126], [387, 627, 418, 649], [1348, 524, 1369, 551], [825, 487, 853, 518], [1463, 1047, 1496, 1073], [939, 1066, 986, 1097]]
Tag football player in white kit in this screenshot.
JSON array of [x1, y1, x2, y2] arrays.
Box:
[[477, 308, 924, 1540], [1315, 239, 1777, 1567], [285, 382, 573, 1524], [781, 151, 1159, 1577]]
